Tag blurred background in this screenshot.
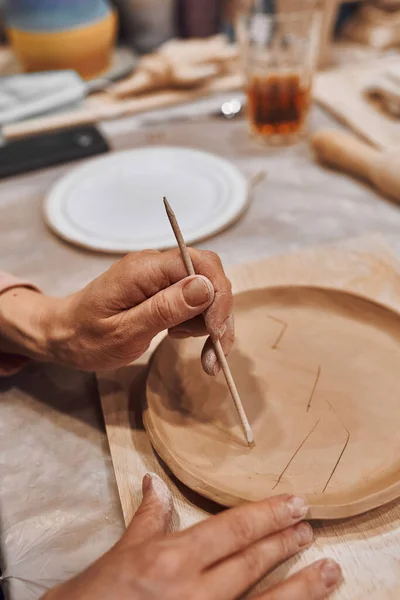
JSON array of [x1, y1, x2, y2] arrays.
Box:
[[0, 1, 362, 53], [1, 0, 397, 154], [0, 1, 384, 76]]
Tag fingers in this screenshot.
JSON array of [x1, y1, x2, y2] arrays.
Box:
[[169, 314, 235, 376], [128, 275, 215, 340], [257, 559, 342, 600], [108, 248, 233, 351], [168, 315, 208, 339], [204, 522, 313, 600], [179, 494, 309, 569], [188, 248, 233, 338], [122, 473, 173, 547], [106, 249, 232, 334], [201, 314, 235, 376]]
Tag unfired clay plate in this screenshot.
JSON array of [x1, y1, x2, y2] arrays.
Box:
[[145, 286, 400, 519]]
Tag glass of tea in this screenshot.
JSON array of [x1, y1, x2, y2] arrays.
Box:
[[236, 0, 322, 145]]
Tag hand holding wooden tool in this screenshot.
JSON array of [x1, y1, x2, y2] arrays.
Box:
[[312, 129, 400, 204], [163, 197, 254, 447]]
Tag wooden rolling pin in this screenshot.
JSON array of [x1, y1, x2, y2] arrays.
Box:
[[312, 129, 400, 204]]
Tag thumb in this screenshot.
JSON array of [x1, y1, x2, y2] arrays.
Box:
[[131, 275, 214, 339], [122, 473, 173, 547]]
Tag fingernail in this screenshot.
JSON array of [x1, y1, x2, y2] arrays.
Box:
[[169, 330, 188, 339], [320, 559, 342, 589], [183, 277, 213, 307], [202, 349, 219, 376], [295, 522, 313, 547], [146, 472, 173, 513], [287, 496, 309, 519], [142, 473, 152, 494]]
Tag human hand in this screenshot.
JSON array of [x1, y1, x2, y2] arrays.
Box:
[[0, 249, 233, 373], [43, 473, 342, 600], [56, 249, 233, 371]]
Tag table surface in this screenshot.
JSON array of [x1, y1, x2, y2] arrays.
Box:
[[99, 235, 400, 600], [2, 105, 400, 600]]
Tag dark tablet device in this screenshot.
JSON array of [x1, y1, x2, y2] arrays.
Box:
[[0, 125, 109, 179]]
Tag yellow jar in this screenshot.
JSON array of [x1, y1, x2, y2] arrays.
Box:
[[5, 1, 118, 80]]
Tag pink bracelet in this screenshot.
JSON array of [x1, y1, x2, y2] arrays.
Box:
[[0, 272, 41, 376]]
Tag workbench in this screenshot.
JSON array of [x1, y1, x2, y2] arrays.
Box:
[[1, 106, 400, 600]]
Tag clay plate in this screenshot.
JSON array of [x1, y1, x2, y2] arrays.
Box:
[[144, 286, 400, 519]]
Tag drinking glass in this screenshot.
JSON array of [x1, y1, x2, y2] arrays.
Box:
[[236, 0, 322, 145]]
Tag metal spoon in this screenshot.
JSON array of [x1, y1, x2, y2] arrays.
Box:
[[219, 97, 244, 119], [139, 94, 246, 127]]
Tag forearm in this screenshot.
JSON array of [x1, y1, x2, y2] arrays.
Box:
[[0, 287, 61, 362]]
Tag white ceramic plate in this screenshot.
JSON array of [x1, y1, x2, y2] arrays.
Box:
[[44, 146, 249, 253]]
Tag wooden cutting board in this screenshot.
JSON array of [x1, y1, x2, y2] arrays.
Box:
[[98, 236, 400, 599], [313, 55, 400, 151]]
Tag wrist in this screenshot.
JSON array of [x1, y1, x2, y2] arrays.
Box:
[[0, 287, 70, 364]]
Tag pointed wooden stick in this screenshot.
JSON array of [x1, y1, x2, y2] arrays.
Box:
[[163, 196, 255, 447]]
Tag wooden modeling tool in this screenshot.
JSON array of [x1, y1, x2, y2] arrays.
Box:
[[312, 129, 400, 204], [163, 196, 255, 447]]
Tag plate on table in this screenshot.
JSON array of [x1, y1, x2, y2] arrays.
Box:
[[144, 285, 400, 520], [44, 146, 248, 253]]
